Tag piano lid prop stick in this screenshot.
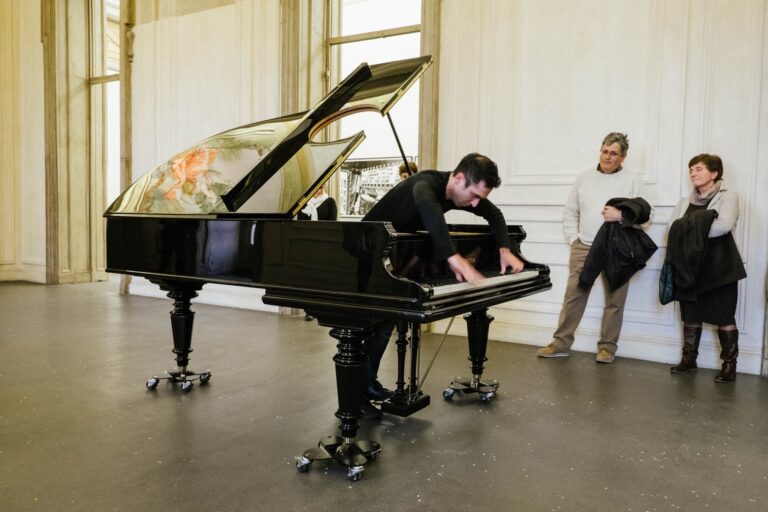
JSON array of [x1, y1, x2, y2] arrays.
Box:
[[416, 316, 456, 395], [387, 113, 411, 172]]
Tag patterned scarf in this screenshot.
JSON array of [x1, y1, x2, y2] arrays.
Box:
[[690, 181, 721, 206]]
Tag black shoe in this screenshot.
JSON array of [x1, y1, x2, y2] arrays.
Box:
[[304, 314, 314, 321], [366, 380, 393, 401], [360, 399, 383, 420]]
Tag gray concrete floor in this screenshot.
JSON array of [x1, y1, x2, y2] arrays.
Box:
[[1, 281, 767, 512]]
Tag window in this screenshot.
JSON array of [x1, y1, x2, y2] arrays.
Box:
[[90, 0, 122, 209], [329, 0, 422, 216]]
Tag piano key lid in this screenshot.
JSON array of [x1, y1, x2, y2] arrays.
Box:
[[105, 55, 433, 218]]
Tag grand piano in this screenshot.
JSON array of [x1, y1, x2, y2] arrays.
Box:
[[105, 55, 551, 481]]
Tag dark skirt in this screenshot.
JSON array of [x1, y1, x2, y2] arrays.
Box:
[[680, 281, 738, 325]]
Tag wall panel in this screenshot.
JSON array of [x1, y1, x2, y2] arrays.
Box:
[[18, 0, 46, 280], [0, 2, 16, 269], [437, 0, 768, 374], [0, 1, 45, 283]]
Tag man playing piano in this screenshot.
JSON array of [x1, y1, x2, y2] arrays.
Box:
[[359, 152, 525, 417]]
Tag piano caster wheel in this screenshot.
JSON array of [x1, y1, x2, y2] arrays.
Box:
[[146, 378, 159, 390], [442, 388, 456, 400], [347, 466, 364, 482], [367, 449, 381, 461], [180, 381, 193, 392], [199, 372, 211, 385], [296, 456, 312, 473], [480, 391, 495, 403]]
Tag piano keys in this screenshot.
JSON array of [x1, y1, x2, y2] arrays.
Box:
[[104, 55, 551, 481]]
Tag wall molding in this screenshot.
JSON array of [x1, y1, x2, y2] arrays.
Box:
[[0, 265, 46, 283], [434, 316, 762, 375]]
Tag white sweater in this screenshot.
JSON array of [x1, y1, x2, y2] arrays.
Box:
[[563, 167, 648, 245]]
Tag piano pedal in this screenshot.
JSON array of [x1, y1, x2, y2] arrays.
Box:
[[381, 388, 431, 417], [145, 369, 212, 392]]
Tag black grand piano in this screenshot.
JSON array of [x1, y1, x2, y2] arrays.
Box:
[[105, 56, 551, 481]]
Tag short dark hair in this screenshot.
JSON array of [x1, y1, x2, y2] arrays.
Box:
[[398, 161, 418, 177], [688, 153, 724, 181], [602, 132, 630, 156], [452, 153, 501, 188]]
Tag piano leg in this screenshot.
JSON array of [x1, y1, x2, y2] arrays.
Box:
[[443, 309, 499, 403], [145, 281, 211, 392], [296, 327, 380, 481]]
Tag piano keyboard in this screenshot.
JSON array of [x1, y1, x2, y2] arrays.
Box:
[[424, 269, 540, 297]]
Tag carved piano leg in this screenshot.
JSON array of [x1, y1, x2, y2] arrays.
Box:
[[382, 322, 431, 417], [296, 327, 380, 481], [444, 309, 499, 403], [145, 281, 211, 392]]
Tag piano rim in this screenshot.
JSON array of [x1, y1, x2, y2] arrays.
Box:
[[106, 265, 550, 307], [263, 278, 553, 323]]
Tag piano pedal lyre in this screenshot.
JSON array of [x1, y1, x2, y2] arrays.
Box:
[[381, 321, 431, 417]]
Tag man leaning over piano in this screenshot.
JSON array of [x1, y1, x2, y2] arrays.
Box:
[[358, 152, 525, 418]]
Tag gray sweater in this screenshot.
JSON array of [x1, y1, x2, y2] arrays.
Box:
[[668, 181, 739, 238]]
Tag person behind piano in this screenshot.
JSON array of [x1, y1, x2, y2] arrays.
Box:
[[358, 152, 525, 418], [298, 185, 337, 321], [536, 132, 653, 364], [297, 184, 337, 222], [398, 161, 418, 181]]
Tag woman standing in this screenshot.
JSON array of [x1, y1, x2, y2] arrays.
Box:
[[666, 154, 746, 382]]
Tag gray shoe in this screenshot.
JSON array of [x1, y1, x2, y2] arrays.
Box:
[[595, 349, 615, 364], [537, 343, 570, 358]]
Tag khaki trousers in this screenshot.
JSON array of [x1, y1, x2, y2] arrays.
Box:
[[551, 240, 630, 354]]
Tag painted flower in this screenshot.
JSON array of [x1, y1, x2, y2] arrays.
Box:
[[164, 147, 219, 200]]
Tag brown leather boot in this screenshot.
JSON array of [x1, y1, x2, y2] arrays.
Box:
[[671, 324, 701, 373], [714, 329, 738, 383]]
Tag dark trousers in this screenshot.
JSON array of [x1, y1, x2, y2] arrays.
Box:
[[363, 321, 395, 384]]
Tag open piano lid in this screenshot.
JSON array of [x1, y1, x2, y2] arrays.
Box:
[[105, 55, 432, 218]]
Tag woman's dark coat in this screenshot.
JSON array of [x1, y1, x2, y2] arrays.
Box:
[[665, 184, 746, 301]]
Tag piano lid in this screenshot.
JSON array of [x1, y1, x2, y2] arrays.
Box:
[[105, 55, 432, 217]]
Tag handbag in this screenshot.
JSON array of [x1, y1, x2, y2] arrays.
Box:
[[659, 261, 675, 305]]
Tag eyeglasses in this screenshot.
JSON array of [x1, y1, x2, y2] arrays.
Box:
[[600, 149, 623, 158]]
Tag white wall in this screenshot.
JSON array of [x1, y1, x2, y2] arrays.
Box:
[[0, 1, 46, 283], [129, 0, 282, 311], [436, 0, 768, 374]]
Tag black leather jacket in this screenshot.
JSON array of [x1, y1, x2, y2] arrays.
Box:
[[578, 197, 657, 292]]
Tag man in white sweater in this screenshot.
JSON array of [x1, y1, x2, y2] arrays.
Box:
[[537, 132, 651, 363]]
